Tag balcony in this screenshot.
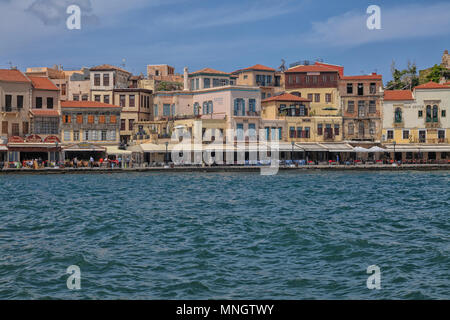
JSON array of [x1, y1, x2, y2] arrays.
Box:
[[2, 107, 22, 113], [425, 121, 440, 128]]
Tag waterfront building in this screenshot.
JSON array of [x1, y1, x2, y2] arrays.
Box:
[[188, 68, 237, 91], [339, 73, 383, 143], [382, 82, 450, 161], [26, 66, 68, 101], [144, 64, 183, 91], [60, 100, 121, 160], [113, 88, 152, 143], [89, 64, 131, 104], [232, 64, 283, 99], [67, 68, 91, 102]]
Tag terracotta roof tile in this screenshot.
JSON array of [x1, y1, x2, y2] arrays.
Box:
[[262, 93, 310, 103], [61, 101, 121, 108], [384, 90, 414, 101], [414, 81, 450, 89], [190, 68, 230, 75], [0, 69, 31, 83], [28, 76, 59, 90], [90, 64, 131, 74], [30, 109, 60, 116], [233, 64, 275, 74], [341, 73, 382, 80], [286, 65, 339, 73], [314, 62, 344, 77]]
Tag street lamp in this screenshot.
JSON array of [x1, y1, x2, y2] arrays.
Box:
[[165, 141, 169, 164]]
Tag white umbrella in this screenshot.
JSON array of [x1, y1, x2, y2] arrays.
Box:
[[353, 146, 370, 152], [368, 146, 386, 152]]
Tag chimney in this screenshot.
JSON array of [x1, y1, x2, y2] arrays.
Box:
[[183, 67, 189, 91]]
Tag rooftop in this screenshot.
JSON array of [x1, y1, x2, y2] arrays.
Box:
[[189, 68, 230, 76], [414, 81, 450, 90], [286, 65, 339, 73], [262, 92, 311, 103], [233, 64, 276, 74], [0, 69, 31, 83], [28, 76, 59, 91], [90, 64, 131, 74], [383, 90, 414, 101], [61, 100, 121, 108]]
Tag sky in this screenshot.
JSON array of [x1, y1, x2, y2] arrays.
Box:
[[0, 0, 449, 83]]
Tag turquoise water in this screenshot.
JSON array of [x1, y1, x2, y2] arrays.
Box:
[[0, 171, 448, 299]]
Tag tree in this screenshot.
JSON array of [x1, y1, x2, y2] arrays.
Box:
[[156, 81, 183, 91], [385, 60, 419, 90], [424, 64, 446, 83]]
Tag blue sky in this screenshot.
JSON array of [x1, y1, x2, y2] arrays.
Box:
[[0, 0, 449, 83]]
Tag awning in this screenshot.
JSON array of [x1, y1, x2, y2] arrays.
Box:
[[106, 146, 132, 155], [63, 143, 106, 152], [384, 144, 450, 152], [0, 145, 8, 151], [319, 143, 355, 152], [295, 143, 328, 152]]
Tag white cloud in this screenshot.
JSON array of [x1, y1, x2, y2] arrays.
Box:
[[303, 2, 450, 47]]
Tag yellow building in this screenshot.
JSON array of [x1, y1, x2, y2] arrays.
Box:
[[261, 93, 343, 143]]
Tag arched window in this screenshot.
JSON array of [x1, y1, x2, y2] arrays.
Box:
[[348, 122, 354, 135], [426, 105, 432, 122], [208, 101, 213, 114], [193, 102, 199, 115], [394, 107, 402, 123], [432, 105, 438, 122]]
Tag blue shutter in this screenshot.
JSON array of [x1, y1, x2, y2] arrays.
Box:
[[234, 99, 238, 115], [242, 99, 245, 116]]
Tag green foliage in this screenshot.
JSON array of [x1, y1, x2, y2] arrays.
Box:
[[156, 81, 183, 91], [424, 64, 446, 83], [385, 60, 419, 90]]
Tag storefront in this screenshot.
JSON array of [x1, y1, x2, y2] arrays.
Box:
[[63, 143, 106, 161], [6, 135, 62, 167]]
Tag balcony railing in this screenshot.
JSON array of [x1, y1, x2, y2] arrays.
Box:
[[2, 107, 22, 112]]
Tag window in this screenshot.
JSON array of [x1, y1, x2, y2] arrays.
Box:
[[236, 123, 244, 140], [317, 123, 323, 135], [99, 115, 105, 124], [88, 115, 94, 124], [418, 110, 423, 118], [120, 95, 126, 107], [233, 98, 245, 116], [104, 95, 110, 104], [23, 122, 29, 135], [202, 102, 208, 114], [369, 122, 375, 135], [94, 74, 100, 86], [249, 99, 256, 112], [63, 114, 71, 123], [299, 105, 307, 116], [2, 121, 7, 134], [426, 105, 432, 122], [261, 92, 266, 100], [358, 101, 365, 117], [297, 127, 302, 138], [357, 83, 364, 95], [36, 97, 43, 109], [5, 95, 11, 111], [314, 94, 320, 102], [304, 127, 310, 138], [394, 107, 402, 123], [82, 94, 88, 101], [64, 130, 71, 141], [307, 93, 313, 101], [348, 123, 354, 135], [403, 130, 409, 139], [129, 95, 135, 107], [194, 102, 200, 115], [432, 105, 438, 122], [347, 83, 353, 94], [347, 101, 355, 113], [153, 104, 158, 117], [325, 93, 331, 103], [370, 83, 376, 94], [17, 95, 23, 109], [73, 94, 80, 101], [359, 122, 365, 136], [73, 131, 80, 141], [101, 130, 107, 141], [120, 119, 126, 131], [387, 130, 394, 140], [110, 115, 116, 124], [47, 97, 53, 109], [163, 104, 171, 116], [94, 95, 101, 102], [438, 130, 445, 140], [442, 110, 446, 117], [204, 78, 210, 88], [196, 78, 200, 89], [103, 74, 109, 86], [369, 100, 376, 113], [208, 101, 213, 114], [419, 130, 426, 143], [33, 117, 58, 134], [289, 126, 296, 138], [248, 123, 256, 138], [334, 124, 340, 136], [84, 130, 89, 141], [61, 84, 66, 96]]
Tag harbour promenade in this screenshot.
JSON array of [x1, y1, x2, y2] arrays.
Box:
[[1, 163, 449, 174]]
